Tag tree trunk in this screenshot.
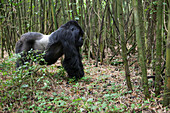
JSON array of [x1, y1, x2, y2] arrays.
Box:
[[96, 0, 108, 66], [51, 0, 57, 30], [23, 0, 28, 32], [146, 0, 157, 65], [0, 0, 4, 58], [132, 0, 150, 99], [60, 0, 66, 23], [155, 0, 163, 96], [117, 0, 132, 91], [163, 7, 170, 106], [40, 0, 44, 33]]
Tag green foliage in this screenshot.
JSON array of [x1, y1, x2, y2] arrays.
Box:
[[0, 51, 66, 112], [0, 51, 168, 112]]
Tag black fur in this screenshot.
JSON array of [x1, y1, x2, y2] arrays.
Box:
[[15, 20, 84, 79]]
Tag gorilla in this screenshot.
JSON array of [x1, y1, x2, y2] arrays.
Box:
[[15, 20, 84, 79]]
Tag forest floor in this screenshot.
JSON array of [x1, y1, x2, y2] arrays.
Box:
[[0, 52, 169, 112]]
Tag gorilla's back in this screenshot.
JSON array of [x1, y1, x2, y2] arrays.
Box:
[[15, 32, 50, 53], [21, 32, 43, 41], [34, 35, 50, 50]]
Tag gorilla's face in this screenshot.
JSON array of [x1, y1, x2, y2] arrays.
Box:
[[76, 37, 83, 47], [70, 24, 84, 47], [61, 21, 84, 47]]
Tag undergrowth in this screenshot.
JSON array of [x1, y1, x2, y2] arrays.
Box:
[[0, 52, 169, 112]]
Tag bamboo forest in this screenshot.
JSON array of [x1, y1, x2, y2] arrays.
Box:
[[0, 0, 170, 112]]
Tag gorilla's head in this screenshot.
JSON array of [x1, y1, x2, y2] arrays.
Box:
[[60, 20, 84, 47]]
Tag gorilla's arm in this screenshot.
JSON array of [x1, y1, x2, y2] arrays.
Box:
[[61, 34, 84, 78], [43, 43, 63, 65], [38, 31, 63, 65]]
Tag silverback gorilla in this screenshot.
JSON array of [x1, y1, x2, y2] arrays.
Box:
[[15, 20, 84, 79]]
